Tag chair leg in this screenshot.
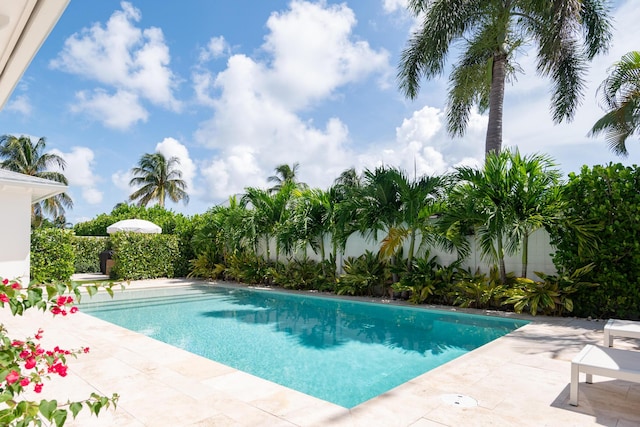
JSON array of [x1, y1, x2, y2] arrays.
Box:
[[570, 363, 580, 406]]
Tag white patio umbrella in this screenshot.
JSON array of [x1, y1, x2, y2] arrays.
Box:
[[106, 219, 162, 234]]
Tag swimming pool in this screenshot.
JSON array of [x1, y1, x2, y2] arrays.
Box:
[[80, 284, 528, 408]]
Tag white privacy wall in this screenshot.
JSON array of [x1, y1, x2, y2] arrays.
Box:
[[0, 189, 32, 283], [271, 228, 557, 279]]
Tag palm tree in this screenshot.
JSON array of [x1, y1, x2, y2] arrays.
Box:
[[397, 0, 612, 155], [129, 153, 189, 207], [241, 182, 295, 262], [589, 51, 640, 155], [267, 162, 307, 193], [0, 135, 73, 226], [445, 149, 568, 281]]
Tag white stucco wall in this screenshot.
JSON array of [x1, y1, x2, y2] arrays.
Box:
[[0, 189, 32, 283]]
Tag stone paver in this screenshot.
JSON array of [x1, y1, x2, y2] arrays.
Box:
[[1, 278, 638, 426]]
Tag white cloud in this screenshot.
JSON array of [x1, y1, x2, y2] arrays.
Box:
[[382, 0, 407, 14], [51, 1, 180, 129], [111, 169, 133, 201], [155, 137, 196, 195], [351, 105, 486, 178], [199, 36, 229, 62], [71, 89, 148, 130], [193, 1, 390, 200], [5, 95, 32, 115], [50, 147, 103, 205]]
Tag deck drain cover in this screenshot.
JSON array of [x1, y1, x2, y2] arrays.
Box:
[[441, 394, 478, 407]]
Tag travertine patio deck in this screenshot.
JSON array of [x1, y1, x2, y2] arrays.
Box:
[[1, 277, 638, 426]]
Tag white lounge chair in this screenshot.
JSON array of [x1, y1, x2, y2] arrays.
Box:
[[603, 318, 640, 347], [570, 344, 640, 406]]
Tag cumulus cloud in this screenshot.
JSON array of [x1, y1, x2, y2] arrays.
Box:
[[199, 36, 229, 62], [193, 1, 390, 200], [51, 1, 180, 130], [5, 95, 32, 116], [111, 169, 132, 193], [382, 0, 407, 14], [71, 89, 148, 129], [50, 147, 103, 205], [353, 105, 486, 177]]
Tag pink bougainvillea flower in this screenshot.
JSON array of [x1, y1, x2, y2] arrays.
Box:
[[70, 306, 78, 314], [12, 340, 24, 347], [35, 329, 43, 340], [20, 378, 29, 387], [83, 347, 90, 353], [5, 370, 20, 384], [11, 282, 21, 290], [0, 294, 9, 303], [34, 383, 43, 393], [25, 357, 37, 370], [19, 350, 29, 359], [51, 306, 62, 315], [66, 296, 74, 304], [2, 278, 8, 285], [56, 296, 67, 306]]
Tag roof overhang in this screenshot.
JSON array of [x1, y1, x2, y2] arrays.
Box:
[[0, 0, 70, 110], [0, 169, 66, 203]]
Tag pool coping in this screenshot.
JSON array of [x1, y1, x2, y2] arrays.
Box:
[[2, 277, 639, 426]]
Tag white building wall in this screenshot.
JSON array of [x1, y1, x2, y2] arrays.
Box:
[[0, 190, 32, 283]]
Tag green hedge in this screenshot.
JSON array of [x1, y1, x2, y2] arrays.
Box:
[[30, 228, 75, 283], [109, 233, 180, 280], [73, 236, 109, 273], [551, 163, 640, 319]]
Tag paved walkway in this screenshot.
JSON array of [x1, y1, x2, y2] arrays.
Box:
[[1, 278, 639, 426]]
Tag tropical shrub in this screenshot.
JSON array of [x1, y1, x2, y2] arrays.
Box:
[[187, 248, 226, 280], [551, 164, 640, 318], [449, 266, 510, 309], [73, 236, 109, 273], [392, 253, 442, 304], [225, 252, 271, 284], [109, 233, 179, 280], [336, 251, 389, 296], [505, 265, 597, 316], [30, 228, 75, 283], [0, 277, 118, 426], [269, 257, 332, 291]]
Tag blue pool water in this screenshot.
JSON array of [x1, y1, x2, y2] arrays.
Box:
[[80, 285, 528, 408]]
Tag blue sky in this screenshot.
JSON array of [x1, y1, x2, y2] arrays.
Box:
[[1, 0, 638, 224]]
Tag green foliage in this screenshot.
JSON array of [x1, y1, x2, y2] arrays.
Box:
[[392, 253, 443, 304], [336, 251, 389, 296], [30, 229, 75, 283], [505, 265, 597, 316], [73, 204, 189, 236], [72, 236, 109, 273], [269, 257, 333, 291], [551, 163, 640, 318], [225, 252, 271, 284], [449, 266, 510, 309], [187, 248, 226, 280], [109, 233, 179, 280]]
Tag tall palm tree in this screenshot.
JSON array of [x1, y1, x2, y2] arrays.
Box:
[[0, 135, 73, 226], [398, 0, 612, 155], [129, 153, 189, 207], [267, 162, 307, 193], [589, 51, 640, 155]]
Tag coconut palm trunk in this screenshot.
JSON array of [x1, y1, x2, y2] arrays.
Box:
[[486, 53, 507, 154]]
